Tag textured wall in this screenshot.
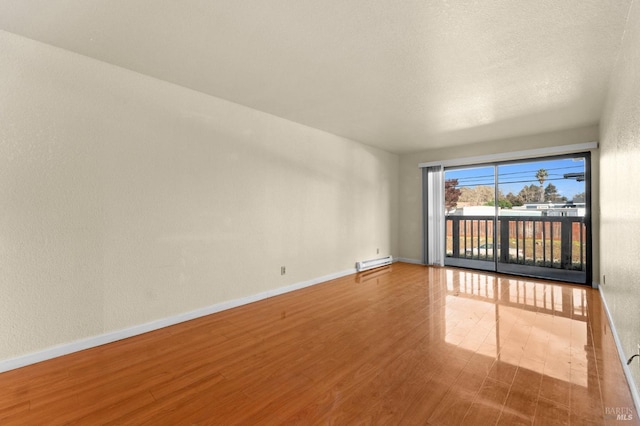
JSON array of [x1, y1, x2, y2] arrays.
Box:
[[0, 30, 399, 361], [397, 126, 600, 273], [599, 0, 640, 396]]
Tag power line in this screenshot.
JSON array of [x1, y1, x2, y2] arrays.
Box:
[[454, 176, 585, 189], [455, 172, 569, 184], [447, 165, 584, 183]]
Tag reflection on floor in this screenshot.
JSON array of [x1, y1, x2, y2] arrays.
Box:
[[440, 268, 637, 425], [0, 263, 637, 425]]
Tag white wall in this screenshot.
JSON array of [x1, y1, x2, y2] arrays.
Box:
[[0, 30, 399, 362], [397, 125, 600, 270], [599, 0, 640, 398]]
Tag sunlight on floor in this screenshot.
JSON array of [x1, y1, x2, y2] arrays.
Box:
[[444, 270, 590, 387]]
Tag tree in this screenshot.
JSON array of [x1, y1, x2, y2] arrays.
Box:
[[505, 192, 524, 207], [544, 183, 568, 203], [544, 183, 558, 202], [458, 185, 495, 206], [518, 184, 542, 203], [445, 179, 461, 212], [485, 199, 513, 209], [573, 192, 585, 203], [535, 169, 548, 202]]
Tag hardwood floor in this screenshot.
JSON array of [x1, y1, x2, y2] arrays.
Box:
[[0, 263, 637, 425]]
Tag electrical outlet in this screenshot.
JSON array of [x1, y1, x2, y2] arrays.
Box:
[[281, 266, 286, 275], [376, 248, 379, 254], [602, 274, 606, 285]]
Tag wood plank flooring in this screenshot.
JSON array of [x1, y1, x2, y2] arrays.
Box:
[[0, 263, 637, 425]]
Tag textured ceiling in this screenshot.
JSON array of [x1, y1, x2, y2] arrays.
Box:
[[0, 0, 632, 153]]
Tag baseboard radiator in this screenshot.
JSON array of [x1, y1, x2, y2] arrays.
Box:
[[356, 255, 393, 272]]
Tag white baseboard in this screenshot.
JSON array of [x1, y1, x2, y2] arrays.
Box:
[[598, 286, 640, 414], [395, 257, 425, 265], [0, 267, 357, 374]]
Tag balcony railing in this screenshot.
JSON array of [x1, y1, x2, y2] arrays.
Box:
[[445, 215, 587, 283]]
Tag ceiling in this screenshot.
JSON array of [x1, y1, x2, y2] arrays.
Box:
[[0, 0, 632, 154]]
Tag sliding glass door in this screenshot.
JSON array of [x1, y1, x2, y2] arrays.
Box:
[[443, 154, 590, 284]]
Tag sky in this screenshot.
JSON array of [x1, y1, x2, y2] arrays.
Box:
[[445, 156, 586, 201]]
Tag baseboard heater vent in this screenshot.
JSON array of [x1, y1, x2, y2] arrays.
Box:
[[356, 255, 393, 272]]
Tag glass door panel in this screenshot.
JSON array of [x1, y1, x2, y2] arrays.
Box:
[[496, 156, 589, 284], [444, 165, 496, 272]]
